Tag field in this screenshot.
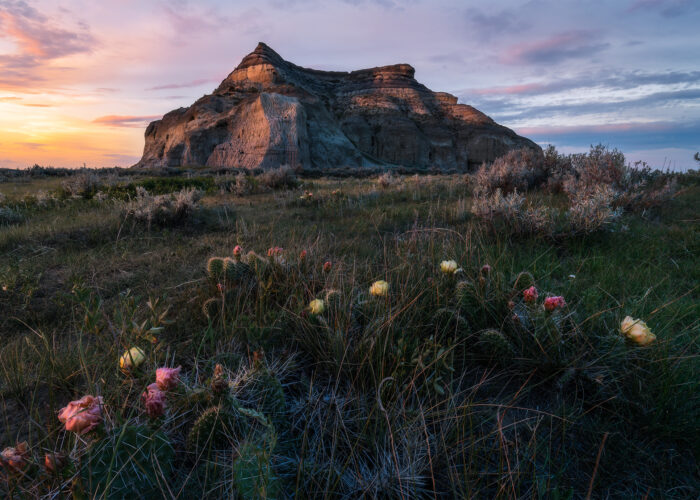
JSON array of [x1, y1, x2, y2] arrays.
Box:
[[0, 157, 698, 498]]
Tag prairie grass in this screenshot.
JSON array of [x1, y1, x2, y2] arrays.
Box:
[[0, 163, 698, 498]]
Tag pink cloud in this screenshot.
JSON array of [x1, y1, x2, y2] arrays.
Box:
[[93, 115, 161, 127], [470, 83, 547, 96], [499, 31, 608, 65], [146, 78, 216, 91]]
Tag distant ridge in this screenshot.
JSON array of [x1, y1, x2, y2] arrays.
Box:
[[135, 42, 540, 170]]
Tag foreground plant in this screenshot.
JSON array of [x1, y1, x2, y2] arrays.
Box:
[[620, 316, 657, 345], [58, 395, 103, 435]]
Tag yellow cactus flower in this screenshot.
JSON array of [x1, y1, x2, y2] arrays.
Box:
[[440, 260, 458, 275], [620, 316, 656, 346], [309, 299, 326, 315], [119, 347, 146, 372], [370, 280, 389, 297]]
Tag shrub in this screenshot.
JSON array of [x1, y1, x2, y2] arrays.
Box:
[[473, 147, 544, 195], [567, 183, 622, 234], [125, 186, 201, 227], [377, 171, 397, 189], [60, 172, 103, 198], [563, 145, 626, 195], [471, 189, 558, 236], [0, 206, 22, 226], [259, 165, 298, 190]]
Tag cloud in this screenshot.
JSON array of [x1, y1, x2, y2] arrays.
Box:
[[93, 115, 161, 127], [16, 141, 46, 150], [466, 8, 528, 41], [499, 31, 609, 65], [146, 78, 215, 91], [0, 0, 96, 89], [627, 0, 700, 17], [463, 70, 700, 98], [516, 120, 700, 151]]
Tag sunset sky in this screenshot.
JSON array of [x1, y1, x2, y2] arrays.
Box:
[[1, 0, 698, 169]]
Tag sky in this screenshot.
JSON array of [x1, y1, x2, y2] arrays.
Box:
[[0, 0, 699, 170]]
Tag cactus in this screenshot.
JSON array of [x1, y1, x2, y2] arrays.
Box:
[[202, 297, 222, 319], [232, 442, 281, 499], [478, 329, 514, 359], [187, 405, 236, 454], [224, 258, 254, 286], [206, 257, 226, 280], [80, 425, 174, 499], [513, 271, 535, 291]]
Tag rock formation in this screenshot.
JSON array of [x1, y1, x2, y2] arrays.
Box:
[[135, 43, 540, 170]]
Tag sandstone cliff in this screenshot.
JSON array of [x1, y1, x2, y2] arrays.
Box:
[[135, 43, 540, 170]]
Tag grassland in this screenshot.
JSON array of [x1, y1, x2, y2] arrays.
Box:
[[0, 166, 698, 498]]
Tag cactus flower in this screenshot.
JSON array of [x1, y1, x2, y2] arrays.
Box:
[[44, 452, 68, 474], [58, 395, 103, 435], [141, 383, 166, 419], [0, 442, 28, 473], [543, 296, 566, 312], [309, 298, 326, 315], [233, 245, 243, 260], [370, 280, 389, 297], [620, 316, 656, 345], [299, 250, 307, 261], [440, 260, 458, 275], [323, 261, 332, 273], [156, 366, 181, 391], [481, 264, 492, 274], [119, 346, 146, 373], [523, 286, 538, 303]]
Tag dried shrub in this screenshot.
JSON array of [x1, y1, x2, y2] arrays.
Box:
[[259, 165, 298, 190], [377, 171, 397, 189], [0, 206, 23, 226], [125, 186, 201, 227], [473, 147, 544, 195], [61, 172, 103, 198], [542, 145, 574, 193], [471, 189, 557, 236], [563, 145, 626, 196], [567, 184, 622, 234]]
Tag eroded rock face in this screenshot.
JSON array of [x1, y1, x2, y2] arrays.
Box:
[[135, 43, 540, 170]]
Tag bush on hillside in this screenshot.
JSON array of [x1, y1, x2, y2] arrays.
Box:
[[124, 187, 201, 227]]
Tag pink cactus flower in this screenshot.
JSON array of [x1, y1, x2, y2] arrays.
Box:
[[299, 250, 307, 260], [523, 286, 538, 303], [58, 395, 103, 435], [481, 264, 492, 274], [323, 261, 332, 273], [267, 246, 283, 257], [544, 296, 566, 312], [44, 452, 67, 474], [0, 442, 28, 473], [155, 366, 181, 391], [233, 245, 243, 259], [142, 383, 166, 419]]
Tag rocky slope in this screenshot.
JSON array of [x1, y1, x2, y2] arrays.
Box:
[[135, 43, 540, 170]]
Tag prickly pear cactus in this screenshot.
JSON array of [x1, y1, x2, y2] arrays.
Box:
[[187, 405, 236, 454], [233, 442, 281, 499], [224, 258, 254, 286], [478, 329, 514, 360], [207, 257, 226, 280], [80, 425, 174, 499]]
